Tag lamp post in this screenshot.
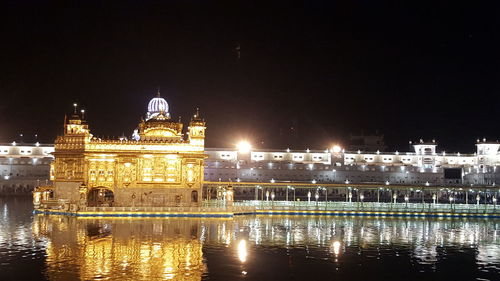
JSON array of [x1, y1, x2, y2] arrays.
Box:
[[287, 186, 295, 200], [493, 197, 497, 211], [360, 194, 364, 208], [393, 193, 397, 204], [449, 195, 454, 210], [432, 194, 437, 204], [476, 194, 480, 208], [404, 194, 409, 208], [315, 192, 319, 208], [307, 191, 311, 204], [348, 191, 353, 203], [322, 187, 328, 210], [288, 186, 295, 207], [271, 191, 275, 208]]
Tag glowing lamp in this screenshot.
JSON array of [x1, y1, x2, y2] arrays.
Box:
[[332, 145, 342, 153], [237, 141, 252, 153]]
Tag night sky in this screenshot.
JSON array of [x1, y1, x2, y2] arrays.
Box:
[[1, 1, 499, 152]]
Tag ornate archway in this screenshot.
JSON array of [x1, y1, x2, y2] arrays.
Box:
[[191, 190, 198, 202], [87, 187, 114, 207]]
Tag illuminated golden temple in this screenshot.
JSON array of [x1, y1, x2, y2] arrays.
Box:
[[34, 92, 206, 210]]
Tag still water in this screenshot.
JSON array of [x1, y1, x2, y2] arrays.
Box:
[[1, 197, 500, 281]]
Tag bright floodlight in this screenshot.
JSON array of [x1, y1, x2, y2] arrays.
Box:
[[237, 141, 251, 153], [332, 145, 342, 153]]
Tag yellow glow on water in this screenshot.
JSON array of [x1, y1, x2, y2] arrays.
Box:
[[332, 241, 341, 256], [238, 240, 248, 263], [33, 215, 207, 281]]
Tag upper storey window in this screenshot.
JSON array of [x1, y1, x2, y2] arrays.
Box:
[[292, 154, 304, 161], [219, 152, 235, 160], [364, 156, 374, 162], [312, 154, 324, 161], [251, 153, 265, 161]]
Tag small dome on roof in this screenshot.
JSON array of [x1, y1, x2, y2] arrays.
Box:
[[146, 90, 170, 120]]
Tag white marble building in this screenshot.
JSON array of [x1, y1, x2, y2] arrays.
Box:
[[1, 139, 499, 195], [0, 142, 54, 194], [204, 139, 500, 187]]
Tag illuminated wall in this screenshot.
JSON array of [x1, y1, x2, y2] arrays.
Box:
[[46, 101, 206, 208]]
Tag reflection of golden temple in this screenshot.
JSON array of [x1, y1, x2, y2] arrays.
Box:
[[34, 93, 206, 210], [33, 215, 206, 281]]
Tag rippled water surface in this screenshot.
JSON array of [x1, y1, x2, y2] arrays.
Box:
[[1, 197, 500, 280]]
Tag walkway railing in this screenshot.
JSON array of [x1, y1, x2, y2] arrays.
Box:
[[208, 200, 500, 214], [83, 206, 256, 213]]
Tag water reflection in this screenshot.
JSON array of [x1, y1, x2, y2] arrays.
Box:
[[33, 216, 207, 281], [331, 241, 341, 256], [243, 216, 500, 265], [29, 214, 500, 280], [237, 240, 248, 263]]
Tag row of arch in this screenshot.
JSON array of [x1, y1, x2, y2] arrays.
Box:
[[86, 187, 199, 207], [0, 184, 35, 194]]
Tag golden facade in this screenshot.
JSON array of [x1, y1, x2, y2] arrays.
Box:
[[38, 94, 206, 208]]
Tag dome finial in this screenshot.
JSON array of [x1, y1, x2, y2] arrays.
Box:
[[192, 107, 203, 121], [147, 92, 169, 120], [156, 87, 161, 98]]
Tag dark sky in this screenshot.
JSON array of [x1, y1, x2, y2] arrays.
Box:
[[1, 1, 499, 152]]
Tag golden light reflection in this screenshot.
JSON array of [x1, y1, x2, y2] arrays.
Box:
[[332, 241, 341, 256], [237, 239, 248, 263], [30, 214, 500, 280], [33, 215, 207, 281]]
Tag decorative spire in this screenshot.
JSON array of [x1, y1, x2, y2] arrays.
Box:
[[192, 107, 202, 121], [156, 88, 161, 98]]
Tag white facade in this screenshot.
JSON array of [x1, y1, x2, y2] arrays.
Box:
[[0, 142, 54, 194], [204, 140, 500, 187], [2, 139, 500, 194]]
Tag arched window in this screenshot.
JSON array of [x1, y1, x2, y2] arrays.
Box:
[[191, 190, 198, 202], [87, 188, 114, 207]]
